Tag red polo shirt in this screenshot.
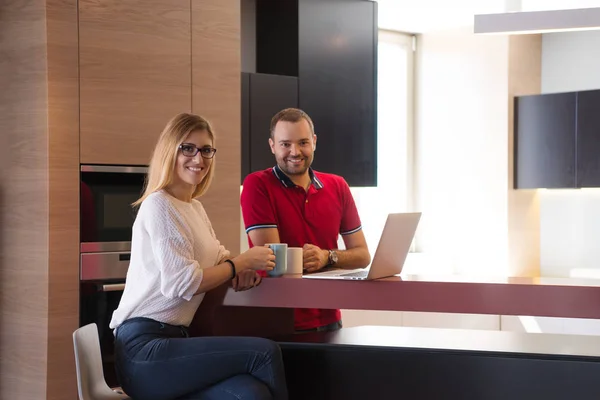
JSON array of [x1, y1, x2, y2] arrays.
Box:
[[240, 166, 362, 330]]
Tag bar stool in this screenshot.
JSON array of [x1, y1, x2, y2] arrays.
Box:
[[73, 323, 130, 400]]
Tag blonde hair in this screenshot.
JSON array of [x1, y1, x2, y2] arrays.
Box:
[[134, 113, 216, 206]]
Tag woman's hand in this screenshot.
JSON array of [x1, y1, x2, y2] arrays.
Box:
[[232, 270, 262, 292], [232, 245, 276, 272]]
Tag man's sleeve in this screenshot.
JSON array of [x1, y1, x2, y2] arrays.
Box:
[[339, 178, 362, 236], [240, 173, 278, 235]]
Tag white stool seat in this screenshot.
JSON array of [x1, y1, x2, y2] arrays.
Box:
[[73, 323, 130, 400]]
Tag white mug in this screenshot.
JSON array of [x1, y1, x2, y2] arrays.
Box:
[[286, 247, 303, 274]]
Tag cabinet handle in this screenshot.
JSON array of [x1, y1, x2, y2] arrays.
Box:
[[102, 283, 125, 292]]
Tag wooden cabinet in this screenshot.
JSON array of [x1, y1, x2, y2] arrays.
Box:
[[79, 0, 191, 165], [78, 0, 241, 250], [298, 0, 377, 186], [242, 73, 251, 179], [515, 89, 600, 189], [576, 90, 600, 187], [191, 0, 242, 254], [514, 92, 576, 189], [246, 0, 378, 187]]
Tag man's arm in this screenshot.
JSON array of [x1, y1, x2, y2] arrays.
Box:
[[247, 227, 280, 248], [303, 230, 371, 272], [241, 173, 280, 248], [338, 229, 371, 268], [303, 176, 371, 273]]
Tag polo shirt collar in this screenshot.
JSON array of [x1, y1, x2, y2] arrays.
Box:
[[272, 165, 324, 190]]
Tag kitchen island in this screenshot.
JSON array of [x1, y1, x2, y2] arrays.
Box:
[[189, 274, 600, 399]]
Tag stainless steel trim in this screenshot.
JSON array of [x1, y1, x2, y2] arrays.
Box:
[[102, 283, 126, 292], [81, 242, 131, 253], [81, 252, 131, 281], [80, 165, 148, 174]]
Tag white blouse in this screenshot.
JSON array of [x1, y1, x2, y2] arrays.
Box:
[[109, 190, 230, 330]]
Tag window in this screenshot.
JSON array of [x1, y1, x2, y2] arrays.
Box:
[[341, 30, 415, 258]]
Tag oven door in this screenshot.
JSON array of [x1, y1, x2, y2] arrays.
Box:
[[80, 251, 130, 388], [80, 279, 124, 388], [80, 165, 147, 248]]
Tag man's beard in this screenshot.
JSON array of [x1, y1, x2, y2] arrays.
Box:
[[278, 156, 311, 176]]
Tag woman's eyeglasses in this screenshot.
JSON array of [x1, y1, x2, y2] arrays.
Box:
[[179, 143, 217, 159]]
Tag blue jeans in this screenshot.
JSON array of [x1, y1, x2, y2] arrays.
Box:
[[114, 317, 288, 400]]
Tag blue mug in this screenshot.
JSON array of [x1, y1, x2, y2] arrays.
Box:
[[266, 243, 288, 277]]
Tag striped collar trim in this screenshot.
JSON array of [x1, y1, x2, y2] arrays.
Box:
[[272, 165, 324, 190]]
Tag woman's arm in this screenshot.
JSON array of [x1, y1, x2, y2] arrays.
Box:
[[144, 195, 274, 299], [194, 248, 274, 295], [193, 261, 237, 295]]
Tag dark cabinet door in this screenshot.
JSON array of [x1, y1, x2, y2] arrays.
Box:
[[248, 73, 299, 175], [299, 0, 377, 186], [576, 89, 600, 187], [514, 92, 577, 189]]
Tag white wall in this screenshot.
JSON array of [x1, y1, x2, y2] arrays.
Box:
[[539, 31, 600, 277], [414, 26, 511, 277], [342, 26, 514, 332], [498, 28, 600, 336], [345, 11, 600, 334]]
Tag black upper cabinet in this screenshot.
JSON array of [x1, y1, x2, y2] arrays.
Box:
[[515, 88, 600, 189], [299, 0, 377, 186], [255, 0, 298, 77], [248, 73, 299, 174], [241, 70, 299, 183], [245, 0, 378, 186], [514, 92, 577, 189], [576, 90, 600, 188]]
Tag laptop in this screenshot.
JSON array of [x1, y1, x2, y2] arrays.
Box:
[[302, 212, 421, 280]]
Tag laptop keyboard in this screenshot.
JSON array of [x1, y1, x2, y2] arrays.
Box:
[[339, 270, 369, 279]]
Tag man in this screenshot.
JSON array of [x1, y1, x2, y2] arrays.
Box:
[[240, 108, 371, 332]]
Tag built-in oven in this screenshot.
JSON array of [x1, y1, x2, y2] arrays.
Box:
[[79, 165, 147, 387], [80, 165, 147, 250]]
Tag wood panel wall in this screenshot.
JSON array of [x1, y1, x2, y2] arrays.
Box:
[[46, 0, 80, 398], [0, 0, 51, 398], [192, 0, 242, 254], [507, 35, 542, 277], [1, 1, 242, 398]]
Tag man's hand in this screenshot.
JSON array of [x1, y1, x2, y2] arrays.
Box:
[[303, 244, 329, 273], [232, 270, 262, 292]]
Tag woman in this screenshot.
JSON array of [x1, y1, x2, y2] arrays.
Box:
[[109, 113, 288, 400]]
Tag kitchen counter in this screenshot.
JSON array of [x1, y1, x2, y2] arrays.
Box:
[[221, 273, 600, 319], [191, 273, 600, 337]]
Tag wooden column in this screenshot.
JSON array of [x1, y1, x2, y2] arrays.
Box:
[[507, 35, 542, 277], [192, 0, 242, 254], [46, 0, 80, 398], [0, 0, 51, 398]]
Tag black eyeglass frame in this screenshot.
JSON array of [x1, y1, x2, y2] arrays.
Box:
[[179, 143, 217, 159]]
